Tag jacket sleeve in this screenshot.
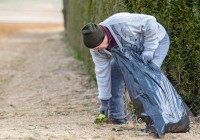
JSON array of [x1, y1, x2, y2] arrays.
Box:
[[90, 49, 112, 100], [141, 16, 159, 51]]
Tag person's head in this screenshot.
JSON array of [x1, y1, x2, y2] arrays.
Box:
[[81, 23, 108, 51]]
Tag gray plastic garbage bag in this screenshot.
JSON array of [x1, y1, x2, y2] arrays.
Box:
[[111, 46, 189, 137]]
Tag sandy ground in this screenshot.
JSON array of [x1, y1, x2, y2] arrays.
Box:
[[0, 24, 199, 140]]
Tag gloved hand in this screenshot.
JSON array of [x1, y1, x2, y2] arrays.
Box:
[[141, 50, 154, 62], [99, 100, 109, 117]]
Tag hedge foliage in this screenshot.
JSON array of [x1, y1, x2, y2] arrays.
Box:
[[63, 0, 200, 115]]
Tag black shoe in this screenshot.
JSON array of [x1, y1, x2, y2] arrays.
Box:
[[109, 118, 126, 124], [140, 113, 157, 136], [140, 113, 153, 125], [143, 124, 150, 133], [148, 125, 159, 138]]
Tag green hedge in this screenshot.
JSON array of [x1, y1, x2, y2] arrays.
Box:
[[64, 0, 200, 115]]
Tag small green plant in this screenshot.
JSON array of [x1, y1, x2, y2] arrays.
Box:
[[94, 114, 108, 124]]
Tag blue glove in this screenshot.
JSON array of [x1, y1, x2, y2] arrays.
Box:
[[141, 51, 154, 62], [99, 100, 109, 117]]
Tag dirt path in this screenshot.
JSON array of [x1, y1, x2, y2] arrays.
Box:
[[0, 25, 199, 140]]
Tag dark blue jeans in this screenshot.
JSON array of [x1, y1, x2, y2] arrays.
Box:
[[109, 59, 126, 119]]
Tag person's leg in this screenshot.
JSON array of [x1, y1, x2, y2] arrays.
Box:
[[152, 33, 170, 68], [109, 58, 126, 121]]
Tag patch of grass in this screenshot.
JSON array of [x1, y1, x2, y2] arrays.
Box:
[[71, 50, 82, 61], [47, 107, 70, 116], [0, 76, 10, 85], [11, 57, 26, 66], [22, 137, 35, 140]]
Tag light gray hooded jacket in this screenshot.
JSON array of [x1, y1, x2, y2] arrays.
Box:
[[90, 12, 166, 100]]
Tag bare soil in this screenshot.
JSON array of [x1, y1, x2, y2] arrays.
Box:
[[0, 24, 199, 140]]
